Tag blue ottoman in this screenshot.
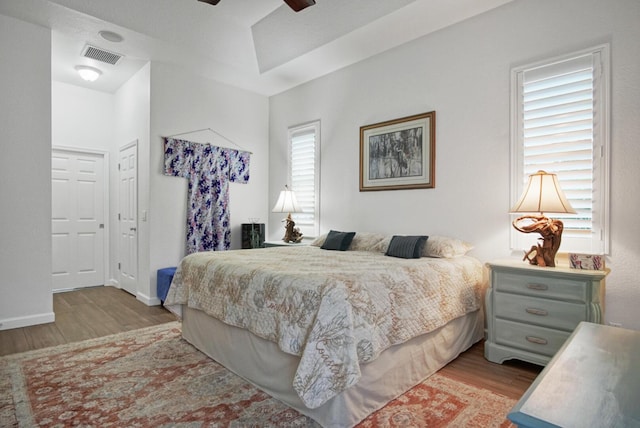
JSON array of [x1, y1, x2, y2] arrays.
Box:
[[157, 267, 177, 303]]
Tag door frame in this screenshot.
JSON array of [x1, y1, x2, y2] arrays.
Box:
[[51, 145, 110, 291]]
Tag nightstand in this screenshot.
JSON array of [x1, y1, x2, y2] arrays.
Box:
[[485, 260, 609, 366]]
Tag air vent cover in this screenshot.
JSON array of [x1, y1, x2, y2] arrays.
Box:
[[82, 44, 123, 65]]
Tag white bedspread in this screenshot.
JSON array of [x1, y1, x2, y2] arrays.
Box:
[[165, 246, 483, 409]]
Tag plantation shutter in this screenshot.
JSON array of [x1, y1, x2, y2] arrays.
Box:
[[512, 46, 609, 254], [289, 122, 320, 237]]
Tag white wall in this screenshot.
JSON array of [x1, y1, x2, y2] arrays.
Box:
[[52, 81, 114, 152], [147, 62, 269, 302], [269, 0, 640, 329], [0, 15, 53, 329]]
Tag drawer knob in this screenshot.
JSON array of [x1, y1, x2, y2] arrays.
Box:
[[526, 307, 549, 316], [526, 336, 548, 345], [527, 283, 549, 291]]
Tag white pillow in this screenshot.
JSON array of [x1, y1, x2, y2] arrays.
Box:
[[348, 232, 388, 252], [310, 232, 388, 252], [423, 235, 474, 258], [310, 233, 327, 247]]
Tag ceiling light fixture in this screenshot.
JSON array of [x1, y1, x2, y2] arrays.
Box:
[[99, 30, 124, 43], [75, 65, 102, 82]]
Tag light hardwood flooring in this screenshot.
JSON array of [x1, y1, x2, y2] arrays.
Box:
[[0, 286, 176, 357], [0, 286, 541, 400]]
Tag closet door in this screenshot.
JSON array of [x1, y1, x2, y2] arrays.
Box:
[[51, 149, 106, 291], [118, 142, 138, 296]]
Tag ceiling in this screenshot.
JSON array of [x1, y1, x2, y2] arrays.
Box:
[[0, 0, 512, 96]]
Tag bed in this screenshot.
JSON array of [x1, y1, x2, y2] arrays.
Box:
[[165, 233, 486, 427]]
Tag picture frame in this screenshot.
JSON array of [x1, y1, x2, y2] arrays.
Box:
[[359, 111, 435, 191], [569, 253, 605, 270]]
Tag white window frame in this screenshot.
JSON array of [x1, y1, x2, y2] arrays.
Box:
[[510, 44, 610, 255], [288, 120, 321, 238]]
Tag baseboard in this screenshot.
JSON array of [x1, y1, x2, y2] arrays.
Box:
[[136, 292, 161, 307], [0, 311, 55, 331], [107, 279, 160, 306]]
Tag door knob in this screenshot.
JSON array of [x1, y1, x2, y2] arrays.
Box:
[[130, 227, 137, 231]]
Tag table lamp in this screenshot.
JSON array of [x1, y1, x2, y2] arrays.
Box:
[[272, 185, 304, 243], [511, 170, 576, 267]]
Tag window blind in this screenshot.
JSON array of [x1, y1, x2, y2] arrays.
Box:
[[512, 46, 609, 254], [522, 54, 595, 231], [289, 121, 320, 237]]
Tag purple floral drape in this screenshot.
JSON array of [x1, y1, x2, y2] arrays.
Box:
[[164, 137, 250, 253]]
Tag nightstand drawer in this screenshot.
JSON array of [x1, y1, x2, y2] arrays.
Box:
[[494, 271, 587, 302], [494, 292, 586, 331], [495, 319, 570, 357]]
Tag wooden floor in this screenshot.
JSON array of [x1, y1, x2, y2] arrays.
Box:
[[439, 340, 542, 399], [0, 286, 176, 357], [0, 286, 541, 400]]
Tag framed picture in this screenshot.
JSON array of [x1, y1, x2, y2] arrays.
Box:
[[569, 253, 605, 270], [360, 111, 435, 191]]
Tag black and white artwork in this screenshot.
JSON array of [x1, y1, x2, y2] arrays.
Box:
[[360, 112, 435, 191], [368, 127, 423, 180]]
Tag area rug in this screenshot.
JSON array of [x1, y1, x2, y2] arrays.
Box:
[[0, 322, 515, 427]]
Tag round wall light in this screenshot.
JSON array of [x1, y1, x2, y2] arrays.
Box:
[[75, 65, 102, 82]]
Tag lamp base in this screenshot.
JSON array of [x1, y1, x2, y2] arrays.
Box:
[[281, 213, 303, 243], [513, 215, 564, 267]]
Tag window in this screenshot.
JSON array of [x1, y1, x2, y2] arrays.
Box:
[[511, 45, 610, 254], [289, 121, 320, 238]]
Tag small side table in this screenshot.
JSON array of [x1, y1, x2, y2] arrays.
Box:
[[508, 322, 640, 427]]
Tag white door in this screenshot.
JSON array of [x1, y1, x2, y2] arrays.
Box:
[[51, 149, 106, 291], [118, 143, 138, 296]]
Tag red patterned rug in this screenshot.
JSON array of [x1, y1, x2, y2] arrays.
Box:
[[0, 322, 515, 427]]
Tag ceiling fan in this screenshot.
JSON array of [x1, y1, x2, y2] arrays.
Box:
[[198, 0, 316, 13]]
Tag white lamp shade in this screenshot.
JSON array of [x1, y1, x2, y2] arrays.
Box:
[[511, 170, 577, 215], [272, 189, 302, 213]]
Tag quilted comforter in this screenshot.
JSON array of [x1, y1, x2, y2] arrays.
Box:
[[165, 246, 484, 408]]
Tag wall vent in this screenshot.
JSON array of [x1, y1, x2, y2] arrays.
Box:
[[82, 44, 123, 65]]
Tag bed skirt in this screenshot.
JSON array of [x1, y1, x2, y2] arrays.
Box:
[[182, 305, 484, 428]]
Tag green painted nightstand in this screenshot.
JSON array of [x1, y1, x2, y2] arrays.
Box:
[[485, 260, 609, 366]]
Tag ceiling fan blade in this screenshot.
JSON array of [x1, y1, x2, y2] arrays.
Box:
[[284, 0, 316, 12], [197, 0, 315, 12]]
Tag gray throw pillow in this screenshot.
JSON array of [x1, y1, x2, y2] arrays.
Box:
[[386, 235, 428, 259], [321, 230, 356, 251]]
